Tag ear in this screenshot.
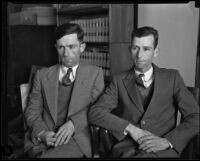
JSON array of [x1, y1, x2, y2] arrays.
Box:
[[153, 47, 159, 58], [128, 45, 132, 52], [80, 43, 86, 53], [54, 44, 57, 49]]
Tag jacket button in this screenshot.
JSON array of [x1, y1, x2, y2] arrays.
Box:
[[141, 120, 146, 125]]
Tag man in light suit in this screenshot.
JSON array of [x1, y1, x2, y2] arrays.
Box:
[[88, 26, 199, 158], [24, 23, 104, 158]]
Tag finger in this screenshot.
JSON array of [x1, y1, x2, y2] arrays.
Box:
[[142, 143, 154, 151], [49, 137, 57, 143], [64, 133, 73, 144], [46, 137, 56, 147], [55, 130, 65, 147], [145, 147, 158, 153], [59, 131, 69, 146], [139, 140, 153, 149], [47, 141, 55, 146], [55, 128, 63, 138], [48, 131, 56, 137], [138, 135, 156, 144]]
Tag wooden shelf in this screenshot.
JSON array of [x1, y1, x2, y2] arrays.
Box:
[[85, 42, 109, 46], [58, 4, 109, 15]]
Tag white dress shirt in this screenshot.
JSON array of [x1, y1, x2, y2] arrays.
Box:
[[59, 64, 79, 83], [134, 66, 154, 88]]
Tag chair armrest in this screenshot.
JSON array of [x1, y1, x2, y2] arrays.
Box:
[[90, 124, 100, 158], [181, 133, 200, 159], [90, 124, 116, 158]]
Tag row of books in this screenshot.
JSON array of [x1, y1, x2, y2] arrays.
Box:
[[80, 48, 110, 77], [60, 17, 109, 42]]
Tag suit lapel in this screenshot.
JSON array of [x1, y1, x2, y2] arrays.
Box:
[[143, 64, 164, 116], [43, 65, 59, 124], [123, 69, 144, 113], [67, 63, 88, 116]]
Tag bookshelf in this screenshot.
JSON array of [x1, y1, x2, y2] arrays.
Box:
[[57, 4, 134, 82]]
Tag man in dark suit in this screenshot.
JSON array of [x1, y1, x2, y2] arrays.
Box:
[[24, 23, 104, 158], [88, 26, 199, 158]]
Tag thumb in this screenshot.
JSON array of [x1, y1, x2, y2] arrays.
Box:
[[48, 131, 56, 137]]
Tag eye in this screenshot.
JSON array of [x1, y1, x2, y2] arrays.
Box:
[[68, 45, 76, 49], [131, 46, 138, 51], [57, 45, 64, 50], [143, 47, 151, 51]]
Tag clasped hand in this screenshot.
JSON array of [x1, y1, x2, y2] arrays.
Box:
[[126, 124, 170, 153], [39, 120, 75, 147], [137, 133, 170, 153]]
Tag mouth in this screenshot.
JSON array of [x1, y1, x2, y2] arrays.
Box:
[[135, 60, 145, 64], [63, 58, 72, 62]]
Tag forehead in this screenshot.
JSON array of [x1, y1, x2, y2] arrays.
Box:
[[133, 35, 154, 47], [56, 33, 79, 44]]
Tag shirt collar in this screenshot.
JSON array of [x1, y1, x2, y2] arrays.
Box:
[[59, 64, 79, 82], [134, 66, 153, 82], [61, 64, 78, 76]]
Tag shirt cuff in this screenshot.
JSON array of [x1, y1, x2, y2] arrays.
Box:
[[123, 125, 129, 136], [167, 140, 173, 149]]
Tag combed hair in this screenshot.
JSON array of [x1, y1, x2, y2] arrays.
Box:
[[131, 26, 158, 49], [55, 23, 84, 42]]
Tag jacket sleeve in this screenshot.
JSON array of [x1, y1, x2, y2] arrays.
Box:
[[25, 70, 49, 141], [88, 75, 130, 141], [70, 67, 105, 134], [163, 70, 199, 154]]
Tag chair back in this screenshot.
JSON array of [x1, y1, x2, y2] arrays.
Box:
[[20, 83, 31, 113]]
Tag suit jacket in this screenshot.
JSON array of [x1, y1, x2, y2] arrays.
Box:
[[89, 64, 199, 154], [24, 63, 104, 157]]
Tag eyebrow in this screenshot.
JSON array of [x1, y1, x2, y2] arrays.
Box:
[[143, 46, 153, 49]]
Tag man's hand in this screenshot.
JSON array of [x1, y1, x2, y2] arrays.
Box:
[[39, 131, 56, 147], [54, 120, 75, 147], [137, 134, 171, 153], [125, 124, 152, 141]]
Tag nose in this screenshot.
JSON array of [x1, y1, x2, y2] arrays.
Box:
[[136, 49, 143, 58], [63, 47, 70, 57]]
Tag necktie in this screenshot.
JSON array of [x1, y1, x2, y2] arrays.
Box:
[[62, 68, 72, 86], [136, 74, 145, 87]]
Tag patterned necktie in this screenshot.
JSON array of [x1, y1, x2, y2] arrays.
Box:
[[136, 74, 145, 87], [62, 68, 72, 86]]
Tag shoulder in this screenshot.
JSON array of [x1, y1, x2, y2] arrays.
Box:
[[113, 69, 133, 80], [79, 63, 103, 73], [36, 64, 59, 77], [155, 65, 179, 77], [38, 64, 57, 72]]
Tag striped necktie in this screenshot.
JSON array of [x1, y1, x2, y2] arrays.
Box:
[[62, 68, 72, 86]]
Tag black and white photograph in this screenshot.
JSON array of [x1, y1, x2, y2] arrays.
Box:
[[1, 1, 199, 159]]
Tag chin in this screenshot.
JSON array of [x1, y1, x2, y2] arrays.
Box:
[[63, 63, 72, 68]]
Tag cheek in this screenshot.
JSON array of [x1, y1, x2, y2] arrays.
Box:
[[72, 51, 80, 59], [131, 52, 137, 59], [58, 51, 63, 57]]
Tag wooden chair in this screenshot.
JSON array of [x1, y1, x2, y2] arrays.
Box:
[[90, 86, 200, 158]]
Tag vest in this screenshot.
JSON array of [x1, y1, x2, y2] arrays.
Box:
[[136, 82, 154, 111], [56, 82, 74, 130]]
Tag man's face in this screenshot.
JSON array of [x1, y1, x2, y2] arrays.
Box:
[[131, 35, 158, 73], [55, 33, 85, 68]]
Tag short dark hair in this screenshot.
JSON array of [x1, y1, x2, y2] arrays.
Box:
[[55, 23, 84, 42], [131, 26, 158, 49]]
